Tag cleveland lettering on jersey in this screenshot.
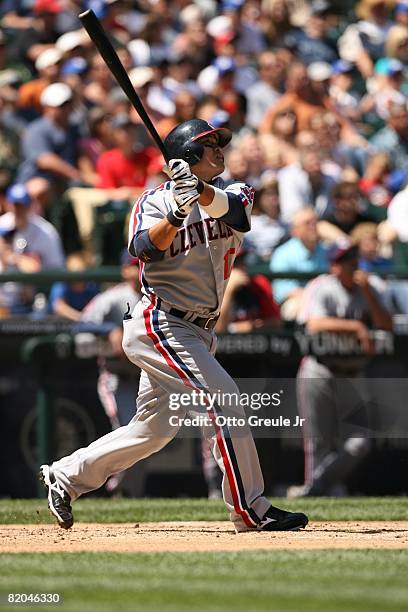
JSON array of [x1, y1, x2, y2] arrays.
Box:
[[169, 219, 234, 257]]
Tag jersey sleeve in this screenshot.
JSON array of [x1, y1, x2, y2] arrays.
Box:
[[367, 276, 390, 310], [221, 182, 254, 234]]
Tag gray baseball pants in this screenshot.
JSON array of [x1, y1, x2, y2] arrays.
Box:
[[52, 295, 270, 530]]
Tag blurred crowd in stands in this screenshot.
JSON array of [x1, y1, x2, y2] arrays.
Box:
[[0, 0, 408, 329]]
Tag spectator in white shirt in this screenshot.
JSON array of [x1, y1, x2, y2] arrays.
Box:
[[0, 183, 65, 269]]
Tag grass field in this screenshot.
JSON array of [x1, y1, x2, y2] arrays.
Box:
[[1, 496, 408, 524], [1, 497, 408, 612], [2, 550, 408, 612]]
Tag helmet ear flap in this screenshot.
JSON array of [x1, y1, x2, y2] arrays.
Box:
[[184, 141, 204, 165]]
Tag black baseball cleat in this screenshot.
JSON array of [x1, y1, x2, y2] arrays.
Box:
[[38, 465, 74, 529], [258, 505, 308, 531]]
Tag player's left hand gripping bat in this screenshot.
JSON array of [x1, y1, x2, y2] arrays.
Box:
[[79, 9, 170, 164]]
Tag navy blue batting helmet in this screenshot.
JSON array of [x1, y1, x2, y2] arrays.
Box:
[[163, 119, 232, 165]]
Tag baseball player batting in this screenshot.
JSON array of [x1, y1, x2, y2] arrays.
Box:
[[39, 119, 308, 533]]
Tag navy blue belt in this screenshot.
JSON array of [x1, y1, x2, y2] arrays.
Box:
[[168, 307, 219, 331]]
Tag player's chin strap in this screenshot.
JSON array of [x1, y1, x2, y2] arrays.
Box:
[[199, 186, 229, 218]]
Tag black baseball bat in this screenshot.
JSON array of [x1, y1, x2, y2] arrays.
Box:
[[79, 9, 170, 163]]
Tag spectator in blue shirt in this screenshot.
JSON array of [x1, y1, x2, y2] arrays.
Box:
[[282, 1, 338, 65], [270, 207, 329, 320]]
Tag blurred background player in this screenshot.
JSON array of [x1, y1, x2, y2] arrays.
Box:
[[291, 240, 392, 497]]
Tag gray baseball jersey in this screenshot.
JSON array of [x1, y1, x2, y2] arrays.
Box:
[[128, 178, 254, 316], [81, 283, 140, 328], [297, 274, 383, 327]]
